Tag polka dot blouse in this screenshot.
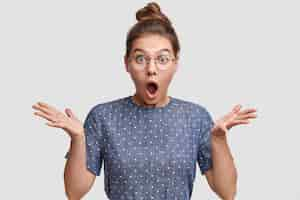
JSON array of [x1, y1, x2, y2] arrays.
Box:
[[65, 95, 215, 200]]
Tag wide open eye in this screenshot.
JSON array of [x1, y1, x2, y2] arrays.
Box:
[[157, 55, 170, 65], [135, 55, 146, 64]]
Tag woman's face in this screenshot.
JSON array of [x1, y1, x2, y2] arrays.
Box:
[[124, 34, 178, 107]]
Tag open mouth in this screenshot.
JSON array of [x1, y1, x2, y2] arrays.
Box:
[[146, 81, 159, 96]]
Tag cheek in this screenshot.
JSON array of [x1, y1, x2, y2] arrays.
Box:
[[129, 71, 145, 86], [161, 71, 175, 85]]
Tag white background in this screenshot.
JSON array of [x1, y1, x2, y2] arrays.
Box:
[[0, 0, 299, 199]]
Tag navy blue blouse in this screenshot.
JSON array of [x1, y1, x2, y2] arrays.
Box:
[[65, 95, 215, 200]]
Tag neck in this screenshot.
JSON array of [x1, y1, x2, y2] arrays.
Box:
[[132, 93, 170, 108]]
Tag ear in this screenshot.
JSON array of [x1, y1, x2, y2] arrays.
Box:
[[174, 62, 178, 73], [124, 55, 129, 73], [174, 54, 179, 73]]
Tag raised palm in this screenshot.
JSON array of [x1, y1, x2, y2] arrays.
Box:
[[211, 104, 257, 137], [32, 102, 84, 138]]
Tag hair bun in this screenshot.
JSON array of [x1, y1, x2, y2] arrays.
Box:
[[136, 2, 171, 25]]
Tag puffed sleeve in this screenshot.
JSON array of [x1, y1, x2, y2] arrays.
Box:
[[197, 106, 215, 175], [64, 107, 104, 176]]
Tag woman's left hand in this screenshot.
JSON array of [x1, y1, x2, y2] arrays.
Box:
[[211, 104, 257, 138]]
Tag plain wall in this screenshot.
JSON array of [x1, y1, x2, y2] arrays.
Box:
[[0, 0, 299, 199]]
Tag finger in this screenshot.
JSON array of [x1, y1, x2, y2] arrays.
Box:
[[230, 119, 250, 127], [34, 111, 57, 123], [65, 108, 75, 118], [37, 102, 59, 112], [229, 104, 242, 116], [37, 101, 51, 108], [32, 104, 53, 115], [226, 104, 242, 119], [66, 108, 80, 121], [237, 113, 257, 120], [239, 108, 257, 115], [45, 121, 62, 128], [232, 104, 242, 113], [65, 108, 71, 117]]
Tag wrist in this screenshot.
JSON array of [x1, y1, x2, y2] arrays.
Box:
[[211, 133, 227, 141], [70, 133, 85, 141]]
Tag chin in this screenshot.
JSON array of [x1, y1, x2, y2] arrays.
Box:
[[140, 92, 160, 105]]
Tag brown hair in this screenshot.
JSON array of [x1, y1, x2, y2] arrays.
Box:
[[125, 2, 180, 59]]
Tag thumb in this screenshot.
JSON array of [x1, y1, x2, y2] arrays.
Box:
[[65, 108, 76, 118], [232, 104, 242, 114]]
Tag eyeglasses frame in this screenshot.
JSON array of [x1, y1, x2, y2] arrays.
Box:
[[127, 53, 178, 70]]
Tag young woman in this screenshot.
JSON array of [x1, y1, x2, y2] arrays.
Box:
[[32, 2, 257, 200]]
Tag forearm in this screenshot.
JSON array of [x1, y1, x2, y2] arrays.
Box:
[[64, 134, 91, 199], [211, 135, 237, 200]]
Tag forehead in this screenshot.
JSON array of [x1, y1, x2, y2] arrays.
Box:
[[131, 34, 173, 55]]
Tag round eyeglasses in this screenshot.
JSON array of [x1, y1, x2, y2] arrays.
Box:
[[128, 54, 177, 70]]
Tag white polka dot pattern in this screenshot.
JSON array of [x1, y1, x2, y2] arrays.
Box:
[[64, 95, 214, 200]]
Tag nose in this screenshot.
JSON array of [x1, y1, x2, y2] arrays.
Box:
[[145, 58, 158, 76]]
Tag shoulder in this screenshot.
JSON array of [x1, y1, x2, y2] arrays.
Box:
[[86, 96, 128, 119], [172, 97, 211, 117]]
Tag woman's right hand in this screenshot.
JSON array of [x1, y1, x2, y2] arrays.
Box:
[[32, 102, 84, 139]]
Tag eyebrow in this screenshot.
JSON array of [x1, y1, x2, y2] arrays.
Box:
[[132, 48, 171, 54]]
